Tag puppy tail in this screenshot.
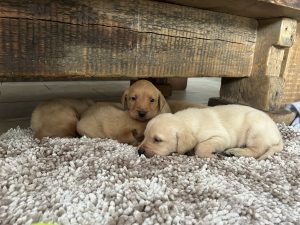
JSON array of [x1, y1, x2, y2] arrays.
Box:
[[257, 140, 284, 160]]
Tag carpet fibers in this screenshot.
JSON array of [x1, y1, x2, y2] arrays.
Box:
[[0, 124, 299, 225]]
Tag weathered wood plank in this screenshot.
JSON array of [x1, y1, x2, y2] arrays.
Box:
[[160, 0, 300, 20], [0, 0, 257, 81], [219, 76, 285, 111], [260, 0, 300, 10], [281, 23, 300, 104]]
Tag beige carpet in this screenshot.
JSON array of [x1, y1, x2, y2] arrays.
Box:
[[0, 124, 299, 225]]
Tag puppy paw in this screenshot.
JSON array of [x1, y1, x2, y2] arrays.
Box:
[[195, 152, 218, 158], [214, 152, 232, 159], [224, 148, 245, 157], [132, 129, 144, 142], [218, 151, 234, 157]]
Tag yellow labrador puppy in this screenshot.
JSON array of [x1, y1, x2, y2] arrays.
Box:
[[77, 80, 171, 144], [77, 103, 146, 145], [122, 80, 171, 121], [31, 98, 94, 139], [138, 105, 283, 160], [31, 80, 170, 141]]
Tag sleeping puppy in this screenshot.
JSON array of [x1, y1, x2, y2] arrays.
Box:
[[122, 80, 171, 121], [167, 100, 207, 113], [77, 103, 146, 145], [31, 98, 94, 139], [138, 105, 283, 160]]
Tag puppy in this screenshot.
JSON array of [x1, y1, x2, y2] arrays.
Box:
[[138, 105, 283, 160], [76, 80, 170, 144], [31, 98, 94, 139], [122, 80, 171, 121], [77, 103, 147, 145], [167, 100, 207, 113]]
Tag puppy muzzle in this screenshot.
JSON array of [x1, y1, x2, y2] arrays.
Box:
[[137, 110, 147, 119], [138, 147, 145, 156]]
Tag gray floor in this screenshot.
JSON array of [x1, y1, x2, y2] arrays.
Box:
[[0, 78, 220, 134]]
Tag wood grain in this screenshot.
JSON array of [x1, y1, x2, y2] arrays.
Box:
[[251, 18, 297, 77], [260, 0, 300, 9], [160, 0, 300, 20], [0, 0, 257, 81], [219, 76, 284, 111], [218, 18, 299, 110], [281, 23, 300, 104]]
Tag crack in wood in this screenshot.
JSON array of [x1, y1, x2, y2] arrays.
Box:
[[0, 16, 255, 44]]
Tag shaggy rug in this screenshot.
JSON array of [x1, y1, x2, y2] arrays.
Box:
[[0, 124, 299, 225]]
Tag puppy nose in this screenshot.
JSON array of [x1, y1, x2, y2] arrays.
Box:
[[138, 110, 147, 118], [138, 148, 145, 156]]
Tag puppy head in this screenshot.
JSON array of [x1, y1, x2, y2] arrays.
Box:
[[121, 80, 168, 121], [138, 113, 197, 157]]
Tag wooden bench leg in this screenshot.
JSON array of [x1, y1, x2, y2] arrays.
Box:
[[168, 78, 188, 90], [209, 18, 298, 124]]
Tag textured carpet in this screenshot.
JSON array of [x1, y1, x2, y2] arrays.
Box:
[[0, 124, 299, 225]]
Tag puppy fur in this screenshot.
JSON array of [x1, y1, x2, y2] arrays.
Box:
[[77, 80, 171, 144], [31, 98, 94, 139], [139, 105, 283, 160], [122, 80, 171, 121], [167, 100, 207, 113], [77, 103, 147, 145]]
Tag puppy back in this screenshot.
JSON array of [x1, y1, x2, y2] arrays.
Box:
[[31, 101, 78, 139]]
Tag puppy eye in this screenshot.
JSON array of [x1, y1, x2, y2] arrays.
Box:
[[131, 96, 136, 101], [150, 98, 155, 103], [154, 137, 162, 143]]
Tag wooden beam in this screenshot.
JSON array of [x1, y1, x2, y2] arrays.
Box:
[[159, 0, 300, 20], [0, 0, 257, 81], [219, 76, 284, 111]]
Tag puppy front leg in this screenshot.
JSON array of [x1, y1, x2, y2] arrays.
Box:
[[224, 136, 276, 159], [195, 137, 227, 158], [224, 147, 259, 158]]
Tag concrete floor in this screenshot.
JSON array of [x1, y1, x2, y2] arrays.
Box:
[[0, 78, 220, 134]]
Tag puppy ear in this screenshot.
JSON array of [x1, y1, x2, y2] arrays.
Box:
[[176, 126, 197, 154], [121, 88, 129, 110], [158, 92, 168, 113], [131, 129, 145, 146]]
